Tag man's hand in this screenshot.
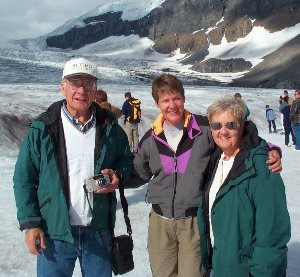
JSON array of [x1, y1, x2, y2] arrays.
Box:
[[25, 228, 46, 256], [94, 169, 120, 193], [267, 149, 282, 173]]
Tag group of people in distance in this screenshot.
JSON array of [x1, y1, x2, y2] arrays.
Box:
[[255, 88, 300, 150], [13, 57, 291, 277], [279, 89, 300, 150]]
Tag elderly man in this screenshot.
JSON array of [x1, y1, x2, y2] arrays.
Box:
[[13, 57, 133, 276]]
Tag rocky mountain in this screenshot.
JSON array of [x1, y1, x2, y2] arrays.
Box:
[[44, 0, 300, 88]]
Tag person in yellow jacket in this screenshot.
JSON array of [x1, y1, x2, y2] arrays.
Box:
[[94, 89, 121, 119]]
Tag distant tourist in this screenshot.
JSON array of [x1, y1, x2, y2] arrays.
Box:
[[290, 90, 300, 150], [121, 91, 141, 153], [280, 96, 295, 146], [234, 92, 250, 120], [265, 105, 277, 133], [282, 90, 293, 105], [278, 96, 286, 134], [94, 89, 121, 119]]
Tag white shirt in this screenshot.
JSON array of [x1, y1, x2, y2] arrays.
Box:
[[163, 122, 184, 152], [209, 153, 235, 246], [61, 110, 96, 226]]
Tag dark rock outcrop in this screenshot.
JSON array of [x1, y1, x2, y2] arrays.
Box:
[[224, 16, 253, 43], [153, 32, 209, 54], [0, 113, 32, 148], [46, 12, 154, 49], [191, 58, 252, 73]]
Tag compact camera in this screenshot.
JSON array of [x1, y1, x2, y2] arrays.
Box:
[[84, 174, 111, 192]]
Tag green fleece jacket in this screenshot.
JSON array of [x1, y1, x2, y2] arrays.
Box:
[[13, 100, 133, 243], [197, 137, 290, 277]]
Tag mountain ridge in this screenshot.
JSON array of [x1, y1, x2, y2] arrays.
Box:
[[14, 0, 300, 88]]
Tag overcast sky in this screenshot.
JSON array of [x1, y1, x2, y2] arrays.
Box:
[[0, 0, 100, 48]]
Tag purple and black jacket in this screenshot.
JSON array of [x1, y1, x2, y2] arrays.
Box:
[[131, 110, 215, 219]]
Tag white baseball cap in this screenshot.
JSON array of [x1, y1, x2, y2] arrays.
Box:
[[62, 57, 98, 79]]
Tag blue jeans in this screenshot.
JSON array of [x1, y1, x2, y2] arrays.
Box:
[[37, 226, 112, 277], [284, 126, 295, 146], [293, 124, 300, 150]]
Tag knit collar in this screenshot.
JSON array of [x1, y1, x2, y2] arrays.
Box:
[[61, 101, 96, 133]]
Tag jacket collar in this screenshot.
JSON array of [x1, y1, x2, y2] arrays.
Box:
[[61, 101, 96, 133], [207, 120, 264, 196], [151, 110, 202, 139]]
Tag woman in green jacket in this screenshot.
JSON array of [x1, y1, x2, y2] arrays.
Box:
[[197, 95, 290, 277]]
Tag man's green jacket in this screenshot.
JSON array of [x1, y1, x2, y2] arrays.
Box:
[[13, 100, 133, 243]]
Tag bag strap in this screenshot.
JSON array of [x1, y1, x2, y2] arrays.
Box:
[[108, 180, 132, 237]]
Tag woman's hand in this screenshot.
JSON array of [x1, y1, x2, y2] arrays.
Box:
[[266, 149, 282, 173]]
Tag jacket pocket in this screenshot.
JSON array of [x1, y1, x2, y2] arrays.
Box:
[[39, 196, 53, 209]]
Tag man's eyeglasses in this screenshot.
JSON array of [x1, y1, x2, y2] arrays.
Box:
[[66, 79, 96, 91], [210, 122, 239, 130]]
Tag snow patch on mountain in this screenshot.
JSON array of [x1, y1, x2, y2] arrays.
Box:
[[204, 23, 300, 67]]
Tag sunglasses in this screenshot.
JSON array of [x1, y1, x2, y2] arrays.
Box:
[[66, 79, 96, 91], [210, 122, 239, 130]]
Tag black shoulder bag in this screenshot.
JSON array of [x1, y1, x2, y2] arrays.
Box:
[[109, 183, 134, 275]]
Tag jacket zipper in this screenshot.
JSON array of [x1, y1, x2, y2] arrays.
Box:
[[170, 131, 186, 218], [39, 197, 53, 209], [171, 156, 178, 218], [204, 158, 254, 267]]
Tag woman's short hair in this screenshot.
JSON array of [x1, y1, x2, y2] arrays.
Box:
[[152, 74, 185, 103], [207, 95, 247, 122]]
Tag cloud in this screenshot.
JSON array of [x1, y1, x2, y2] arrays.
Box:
[[0, 0, 100, 48]]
